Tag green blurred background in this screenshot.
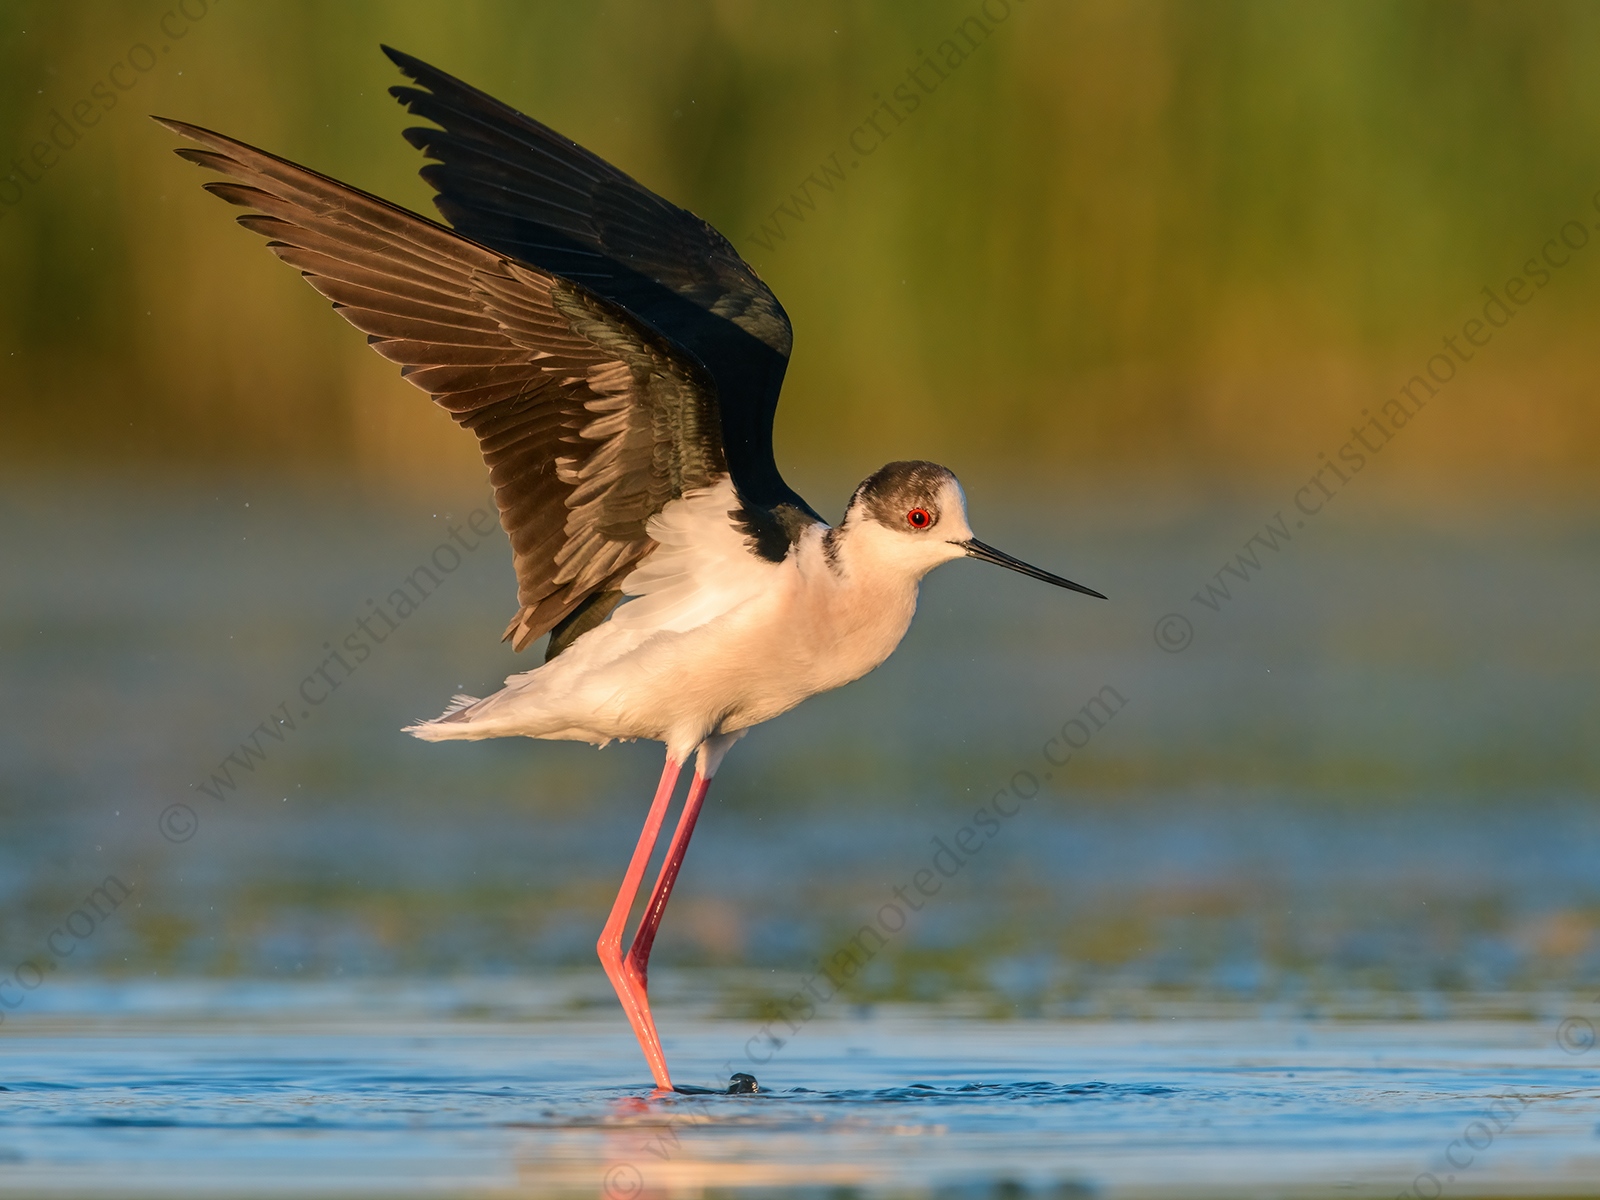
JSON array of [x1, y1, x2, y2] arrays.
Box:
[[1, 1, 1597, 1010], [4, 0, 1600, 482]]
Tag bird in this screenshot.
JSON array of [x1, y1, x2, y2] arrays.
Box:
[[158, 46, 1104, 1093]]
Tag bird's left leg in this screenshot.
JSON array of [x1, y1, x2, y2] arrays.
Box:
[[625, 732, 743, 991], [597, 754, 682, 1090]]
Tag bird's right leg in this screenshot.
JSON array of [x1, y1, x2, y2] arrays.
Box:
[[596, 753, 682, 1091]]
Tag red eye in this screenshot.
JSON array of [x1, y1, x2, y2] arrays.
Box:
[[906, 507, 932, 529]]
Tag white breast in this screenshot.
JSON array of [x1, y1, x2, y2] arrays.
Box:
[[408, 479, 924, 758]]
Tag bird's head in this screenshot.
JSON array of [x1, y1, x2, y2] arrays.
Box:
[[839, 461, 1105, 598]]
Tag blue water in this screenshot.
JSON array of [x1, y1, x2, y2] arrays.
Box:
[[3, 979, 1599, 1196], [2, 476, 1599, 1194]]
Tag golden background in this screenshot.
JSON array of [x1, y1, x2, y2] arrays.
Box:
[[3, 0, 1598, 492]]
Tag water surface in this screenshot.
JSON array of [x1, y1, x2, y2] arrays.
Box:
[[2, 478, 1598, 1195], [4, 979, 1600, 1197]]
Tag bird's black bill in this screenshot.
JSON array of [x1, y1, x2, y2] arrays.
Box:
[[962, 538, 1106, 598]]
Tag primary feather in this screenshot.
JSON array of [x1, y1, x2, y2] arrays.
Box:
[[160, 116, 736, 652]]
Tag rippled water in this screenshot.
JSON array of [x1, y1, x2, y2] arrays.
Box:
[[4, 980, 1600, 1197], [2, 477, 1598, 1194]]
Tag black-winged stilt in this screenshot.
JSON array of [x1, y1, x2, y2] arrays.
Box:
[[159, 46, 1103, 1093]]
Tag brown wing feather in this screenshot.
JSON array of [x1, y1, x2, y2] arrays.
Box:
[[160, 119, 727, 651]]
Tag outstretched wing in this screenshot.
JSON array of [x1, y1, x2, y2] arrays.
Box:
[[161, 119, 728, 654], [382, 46, 818, 523]]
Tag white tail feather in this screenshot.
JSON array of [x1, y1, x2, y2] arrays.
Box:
[[403, 693, 483, 741]]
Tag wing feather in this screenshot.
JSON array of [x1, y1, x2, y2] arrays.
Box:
[[382, 46, 817, 521], [162, 118, 728, 652]]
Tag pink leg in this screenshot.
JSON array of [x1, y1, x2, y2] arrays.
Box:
[[596, 754, 682, 1090], [626, 768, 714, 988]]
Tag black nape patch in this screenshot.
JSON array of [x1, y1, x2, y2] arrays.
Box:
[[734, 500, 818, 563], [821, 525, 842, 570]]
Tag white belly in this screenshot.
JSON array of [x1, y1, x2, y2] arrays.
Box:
[[568, 552, 920, 754], [406, 480, 935, 759]]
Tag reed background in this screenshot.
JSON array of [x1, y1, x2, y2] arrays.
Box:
[[3, 0, 1600, 486]]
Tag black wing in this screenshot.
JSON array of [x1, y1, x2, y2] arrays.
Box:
[[381, 46, 819, 523], [161, 118, 729, 654]]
